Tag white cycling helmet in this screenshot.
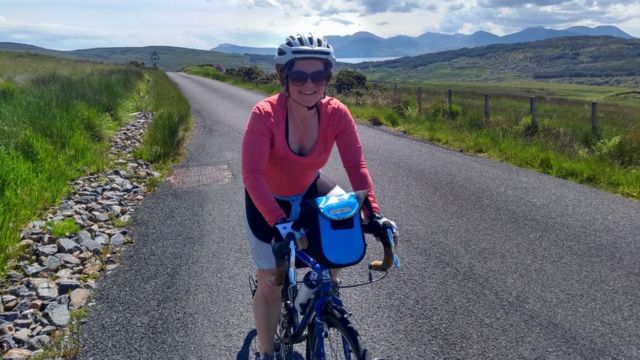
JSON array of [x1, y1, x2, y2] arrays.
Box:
[[275, 32, 336, 69]]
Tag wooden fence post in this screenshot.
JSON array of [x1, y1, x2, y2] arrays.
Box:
[[417, 87, 423, 114], [530, 96, 537, 127], [592, 101, 600, 138], [484, 94, 490, 126]]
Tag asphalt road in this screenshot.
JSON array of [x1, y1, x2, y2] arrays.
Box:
[[78, 72, 640, 359]]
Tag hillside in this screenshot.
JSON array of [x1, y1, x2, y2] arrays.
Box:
[[350, 36, 640, 87], [0, 43, 269, 71]]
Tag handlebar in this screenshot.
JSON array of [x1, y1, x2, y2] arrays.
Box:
[[365, 223, 400, 272]]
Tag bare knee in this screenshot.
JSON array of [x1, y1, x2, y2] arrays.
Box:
[[256, 270, 282, 304]]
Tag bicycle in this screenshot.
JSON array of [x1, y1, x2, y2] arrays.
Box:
[[266, 191, 400, 360]]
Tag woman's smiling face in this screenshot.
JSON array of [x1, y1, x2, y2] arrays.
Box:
[[287, 59, 328, 109]]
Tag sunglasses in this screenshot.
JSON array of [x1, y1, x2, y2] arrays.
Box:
[[287, 70, 331, 87]]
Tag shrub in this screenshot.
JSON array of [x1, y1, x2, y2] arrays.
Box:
[[226, 66, 265, 82], [518, 115, 538, 137], [594, 129, 640, 167], [0, 81, 17, 101], [427, 103, 462, 120], [335, 70, 367, 94]]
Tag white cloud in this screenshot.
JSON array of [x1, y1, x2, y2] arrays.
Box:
[[0, 0, 637, 51]]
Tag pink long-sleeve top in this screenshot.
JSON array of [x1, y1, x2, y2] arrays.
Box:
[[242, 93, 381, 226]]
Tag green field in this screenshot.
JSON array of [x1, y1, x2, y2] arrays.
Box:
[[0, 52, 192, 272]]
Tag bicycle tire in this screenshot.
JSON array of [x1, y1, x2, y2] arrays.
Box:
[[275, 304, 295, 360], [305, 307, 370, 360]]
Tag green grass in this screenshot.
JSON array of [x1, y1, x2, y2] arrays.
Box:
[[347, 86, 640, 200], [135, 70, 193, 163], [0, 52, 193, 274], [47, 219, 81, 237]]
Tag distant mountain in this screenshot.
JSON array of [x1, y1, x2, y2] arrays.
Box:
[[213, 43, 275, 56], [212, 26, 635, 58], [350, 36, 640, 87], [0, 43, 271, 71]]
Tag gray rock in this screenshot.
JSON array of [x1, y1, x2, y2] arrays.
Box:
[[110, 233, 126, 246], [29, 325, 43, 337], [8, 286, 32, 298], [56, 280, 81, 295], [69, 289, 91, 310], [94, 234, 109, 245], [36, 281, 58, 300], [44, 303, 70, 327], [36, 244, 59, 257], [110, 205, 122, 215], [55, 253, 81, 266], [81, 238, 103, 255], [31, 221, 46, 229], [1, 295, 17, 306], [119, 214, 132, 223], [27, 335, 50, 350], [122, 181, 134, 191], [12, 328, 30, 344], [55, 268, 74, 279], [57, 295, 70, 306], [14, 301, 33, 315], [1, 334, 17, 351], [92, 212, 110, 222], [58, 238, 82, 253], [12, 320, 32, 329], [6, 271, 24, 282], [43, 256, 62, 271], [23, 264, 44, 277], [76, 196, 96, 204], [0, 312, 19, 322], [77, 230, 92, 243], [38, 326, 56, 335], [3, 347, 32, 359]]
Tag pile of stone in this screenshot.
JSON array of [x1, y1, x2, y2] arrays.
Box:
[[1, 112, 158, 359]]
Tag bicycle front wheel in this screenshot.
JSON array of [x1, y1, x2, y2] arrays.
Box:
[[275, 304, 295, 360], [306, 308, 370, 360]]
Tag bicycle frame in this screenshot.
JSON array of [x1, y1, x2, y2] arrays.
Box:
[[282, 240, 346, 359]]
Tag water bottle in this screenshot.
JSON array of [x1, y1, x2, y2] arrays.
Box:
[[294, 271, 318, 314]]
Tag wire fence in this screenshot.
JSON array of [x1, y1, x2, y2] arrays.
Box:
[[328, 80, 640, 141]]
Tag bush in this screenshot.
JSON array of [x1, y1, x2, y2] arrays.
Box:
[[518, 115, 538, 137], [427, 103, 461, 120], [335, 70, 367, 94], [594, 129, 640, 167], [226, 66, 265, 82], [0, 81, 17, 101]]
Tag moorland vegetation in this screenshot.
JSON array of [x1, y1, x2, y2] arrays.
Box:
[[0, 51, 192, 272]]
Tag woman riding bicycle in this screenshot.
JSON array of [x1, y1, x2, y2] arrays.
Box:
[[242, 32, 396, 360]]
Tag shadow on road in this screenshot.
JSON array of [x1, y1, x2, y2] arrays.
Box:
[[236, 329, 257, 360], [236, 329, 304, 359]]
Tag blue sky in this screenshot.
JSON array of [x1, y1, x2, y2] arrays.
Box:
[[1, 0, 638, 51]]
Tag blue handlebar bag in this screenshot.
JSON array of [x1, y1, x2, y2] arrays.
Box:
[[304, 191, 367, 268]]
